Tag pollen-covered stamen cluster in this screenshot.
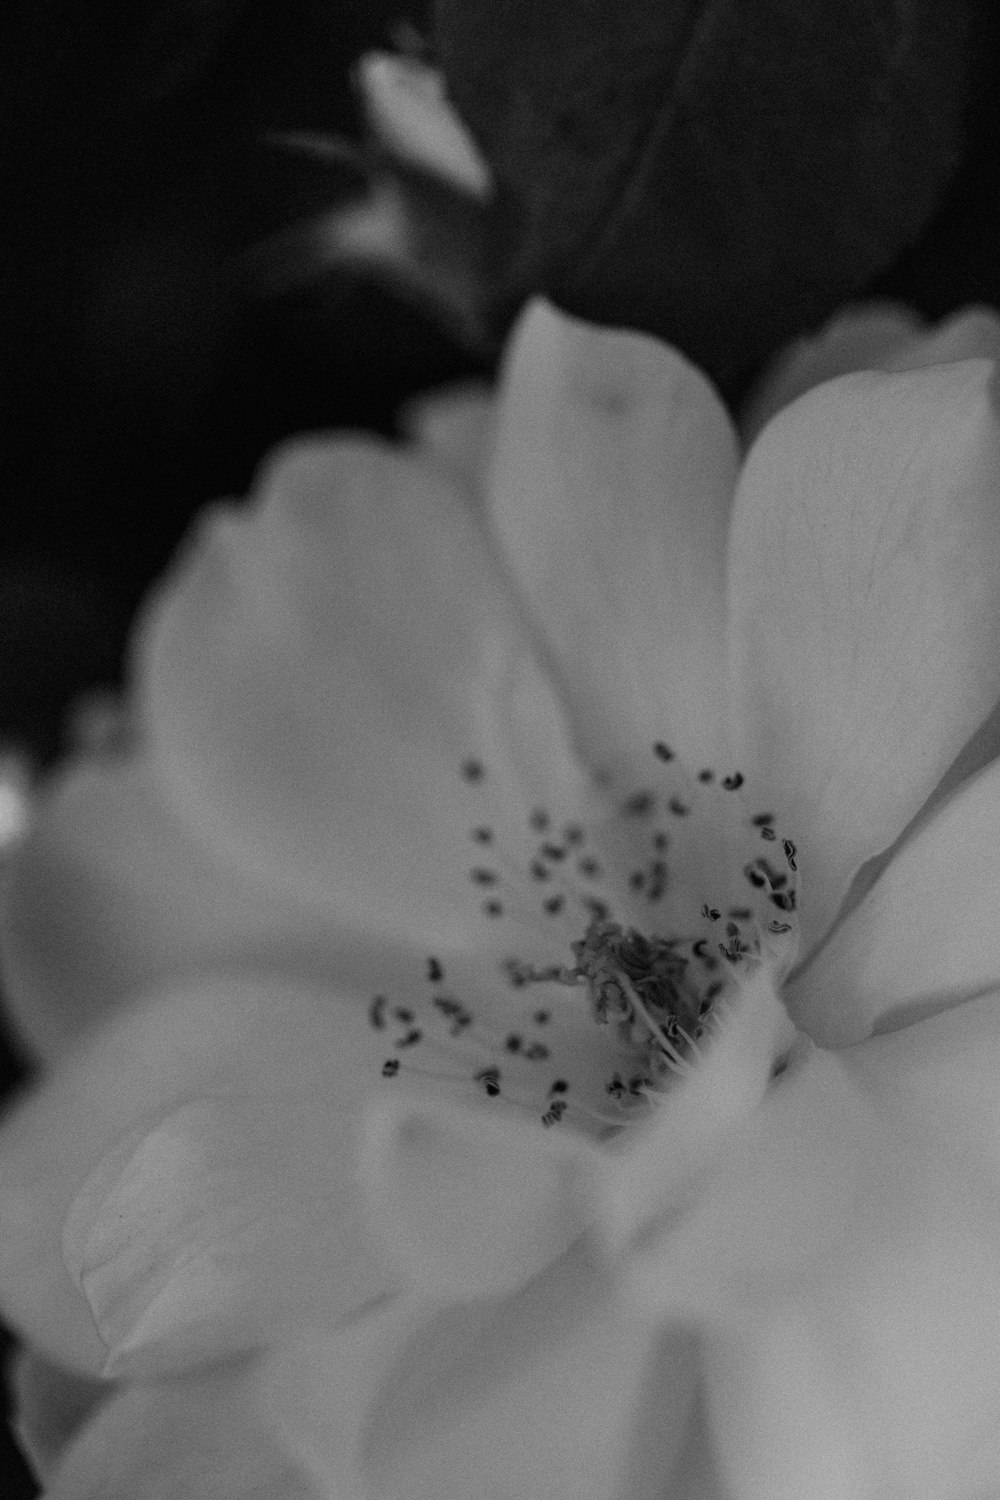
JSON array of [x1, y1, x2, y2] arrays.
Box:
[[374, 743, 801, 1131], [508, 916, 724, 1090], [370, 951, 636, 1134]]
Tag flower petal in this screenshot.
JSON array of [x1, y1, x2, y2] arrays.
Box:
[[740, 300, 923, 448], [266, 1249, 708, 1500], [728, 358, 1000, 957], [41, 1354, 320, 1500], [884, 303, 1000, 373], [787, 756, 1000, 1044], [605, 992, 1000, 1500], [7, 1348, 108, 1484], [358, 52, 491, 197], [591, 966, 796, 1262], [486, 299, 740, 776], [61, 1092, 397, 1380], [137, 434, 582, 946], [359, 1092, 598, 1300], [398, 381, 494, 492], [0, 973, 400, 1374], [0, 756, 348, 1060], [741, 302, 1000, 451]]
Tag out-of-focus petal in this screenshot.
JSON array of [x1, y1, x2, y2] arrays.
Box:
[[266, 1246, 705, 1500], [591, 967, 795, 1262], [0, 925, 631, 1378], [0, 974, 400, 1374], [486, 299, 739, 777], [787, 757, 1000, 1044], [728, 359, 1000, 959], [359, 1092, 598, 1300], [43, 1354, 320, 1500], [398, 382, 494, 492], [62, 1093, 394, 1380], [883, 304, 1000, 373], [603, 992, 1000, 1500], [701, 1314, 878, 1500], [0, 757, 346, 1061], [7, 1348, 107, 1484], [358, 52, 492, 198], [742, 302, 1000, 451], [741, 301, 923, 448], [137, 434, 583, 948]]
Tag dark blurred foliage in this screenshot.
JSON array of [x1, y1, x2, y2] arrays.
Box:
[[1, 0, 481, 769], [434, 0, 999, 397]]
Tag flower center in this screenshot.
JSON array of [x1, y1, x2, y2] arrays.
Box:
[[372, 739, 800, 1136]]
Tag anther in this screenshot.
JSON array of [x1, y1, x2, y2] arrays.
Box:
[[476, 1067, 501, 1098], [369, 995, 387, 1030]]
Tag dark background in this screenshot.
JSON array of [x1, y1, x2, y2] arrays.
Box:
[[1, 2, 999, 1494]]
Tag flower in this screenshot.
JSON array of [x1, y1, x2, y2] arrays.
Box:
[[3, 296, 1000, 1498]]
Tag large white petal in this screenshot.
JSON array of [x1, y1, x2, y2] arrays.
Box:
[[61, 1093, 395, 1380], [787, 756, 1000, 1044], [42, 1353, 320, 1500], [0, 974, 397, 1374], [486, 299, 739, 777], [728, 358, 1000, 958], [265, 1251, 710, 1500], [359, 1092, 599, 1301], [0, 756, 349, 1060], [137, 433, 582, 947], [600, 991, 1000, 1500]]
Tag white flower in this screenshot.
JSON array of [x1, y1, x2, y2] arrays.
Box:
[[3, 299, 1000, 1499]]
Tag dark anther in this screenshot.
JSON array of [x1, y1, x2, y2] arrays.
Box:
[[475, 1067, 501, 1097], [369, 995, 387, 1030]]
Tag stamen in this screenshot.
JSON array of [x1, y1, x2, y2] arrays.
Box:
[[378, 744, 803, 1136]]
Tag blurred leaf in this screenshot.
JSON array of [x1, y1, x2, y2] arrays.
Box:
[[434, 0, 974, 391]]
